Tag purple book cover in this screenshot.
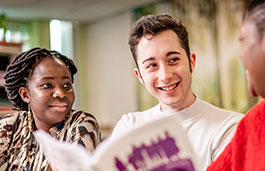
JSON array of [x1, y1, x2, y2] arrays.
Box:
[[115, 131, 195, 171]]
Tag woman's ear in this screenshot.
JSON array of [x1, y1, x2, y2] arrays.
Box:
[[261, 34, 265, 55], [134, 68, 144, 85], [18, 86, 30, 103]]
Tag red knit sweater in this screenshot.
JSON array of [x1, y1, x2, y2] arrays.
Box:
[[207, 99, 265, 171]]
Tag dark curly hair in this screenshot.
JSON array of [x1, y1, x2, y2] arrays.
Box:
[[129, 14, 191, 71], [4, 47, 77, 110]]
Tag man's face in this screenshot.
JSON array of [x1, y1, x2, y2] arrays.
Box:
[[21, 57, 75, 131], [135, 30, 195, 111], [239, 20, 265, 98]]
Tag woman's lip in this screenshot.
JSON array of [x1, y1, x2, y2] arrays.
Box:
[[49, 105, 68, 112], [50, 105, 67, 107], [49, 103, 68, 107]]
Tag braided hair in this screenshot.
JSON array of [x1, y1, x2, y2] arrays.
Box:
[[4, 47, 77, 111]]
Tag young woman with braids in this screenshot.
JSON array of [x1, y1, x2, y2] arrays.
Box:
[[0, 47, 101, 170]]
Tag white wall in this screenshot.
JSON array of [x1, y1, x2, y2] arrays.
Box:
[[85, 11, 137, 128]]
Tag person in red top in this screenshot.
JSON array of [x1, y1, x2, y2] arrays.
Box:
[[207, 0, 265, 170]]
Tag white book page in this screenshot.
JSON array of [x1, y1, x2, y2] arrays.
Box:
[[35, 111, 200, 171], [34, 130, 93, 171]]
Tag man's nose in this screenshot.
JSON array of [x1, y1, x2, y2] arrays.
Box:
[[158, 66, 172, 83]]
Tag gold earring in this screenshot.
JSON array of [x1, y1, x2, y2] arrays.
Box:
[[28, 103, 33, 131]]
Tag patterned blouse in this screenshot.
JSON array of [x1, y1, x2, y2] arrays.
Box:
[[0, 110, 101, 171]]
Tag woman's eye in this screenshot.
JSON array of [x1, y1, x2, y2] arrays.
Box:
[[63, 83, 72, 89], [41, 83, 53, 89]]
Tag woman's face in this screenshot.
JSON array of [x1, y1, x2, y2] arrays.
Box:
[[239, 20, 265, 98], [20, 56, 75, 131]]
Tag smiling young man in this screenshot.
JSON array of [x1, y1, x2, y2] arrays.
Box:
[[112, 14, 243, 170]]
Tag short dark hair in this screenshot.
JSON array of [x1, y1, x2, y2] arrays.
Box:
[[247, 0, 265, 12], [246, 1, 265, 40], [128, 14, 191, 70], [4, 47, 77, 110]]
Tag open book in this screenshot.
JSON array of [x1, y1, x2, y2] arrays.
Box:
[[34, 111, 200, 171]]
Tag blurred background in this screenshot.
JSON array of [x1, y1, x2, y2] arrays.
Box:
[[0, 0, 258, 138]]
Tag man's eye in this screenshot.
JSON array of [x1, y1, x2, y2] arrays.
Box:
[[146, 63, 157, 69], [41, 83, 53, 89], [169, 57, 179, 63]]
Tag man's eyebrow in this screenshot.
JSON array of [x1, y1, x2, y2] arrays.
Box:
[[166, 51, 181, 57], [142, 57, 155, 64]]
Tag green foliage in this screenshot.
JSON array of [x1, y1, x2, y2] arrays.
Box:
[[133, 4, 157, 21], [0, 13, 7, 41]]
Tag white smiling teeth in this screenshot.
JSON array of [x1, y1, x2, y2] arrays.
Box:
[[161, 84, 176, 91]]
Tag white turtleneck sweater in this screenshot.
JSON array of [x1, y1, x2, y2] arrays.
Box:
[[111, 98, 243, 171]]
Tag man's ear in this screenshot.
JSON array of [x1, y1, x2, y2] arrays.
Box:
[[134, 68, 144, 85], [189, 53, 196, 73], [18, 86, 30, 103]]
